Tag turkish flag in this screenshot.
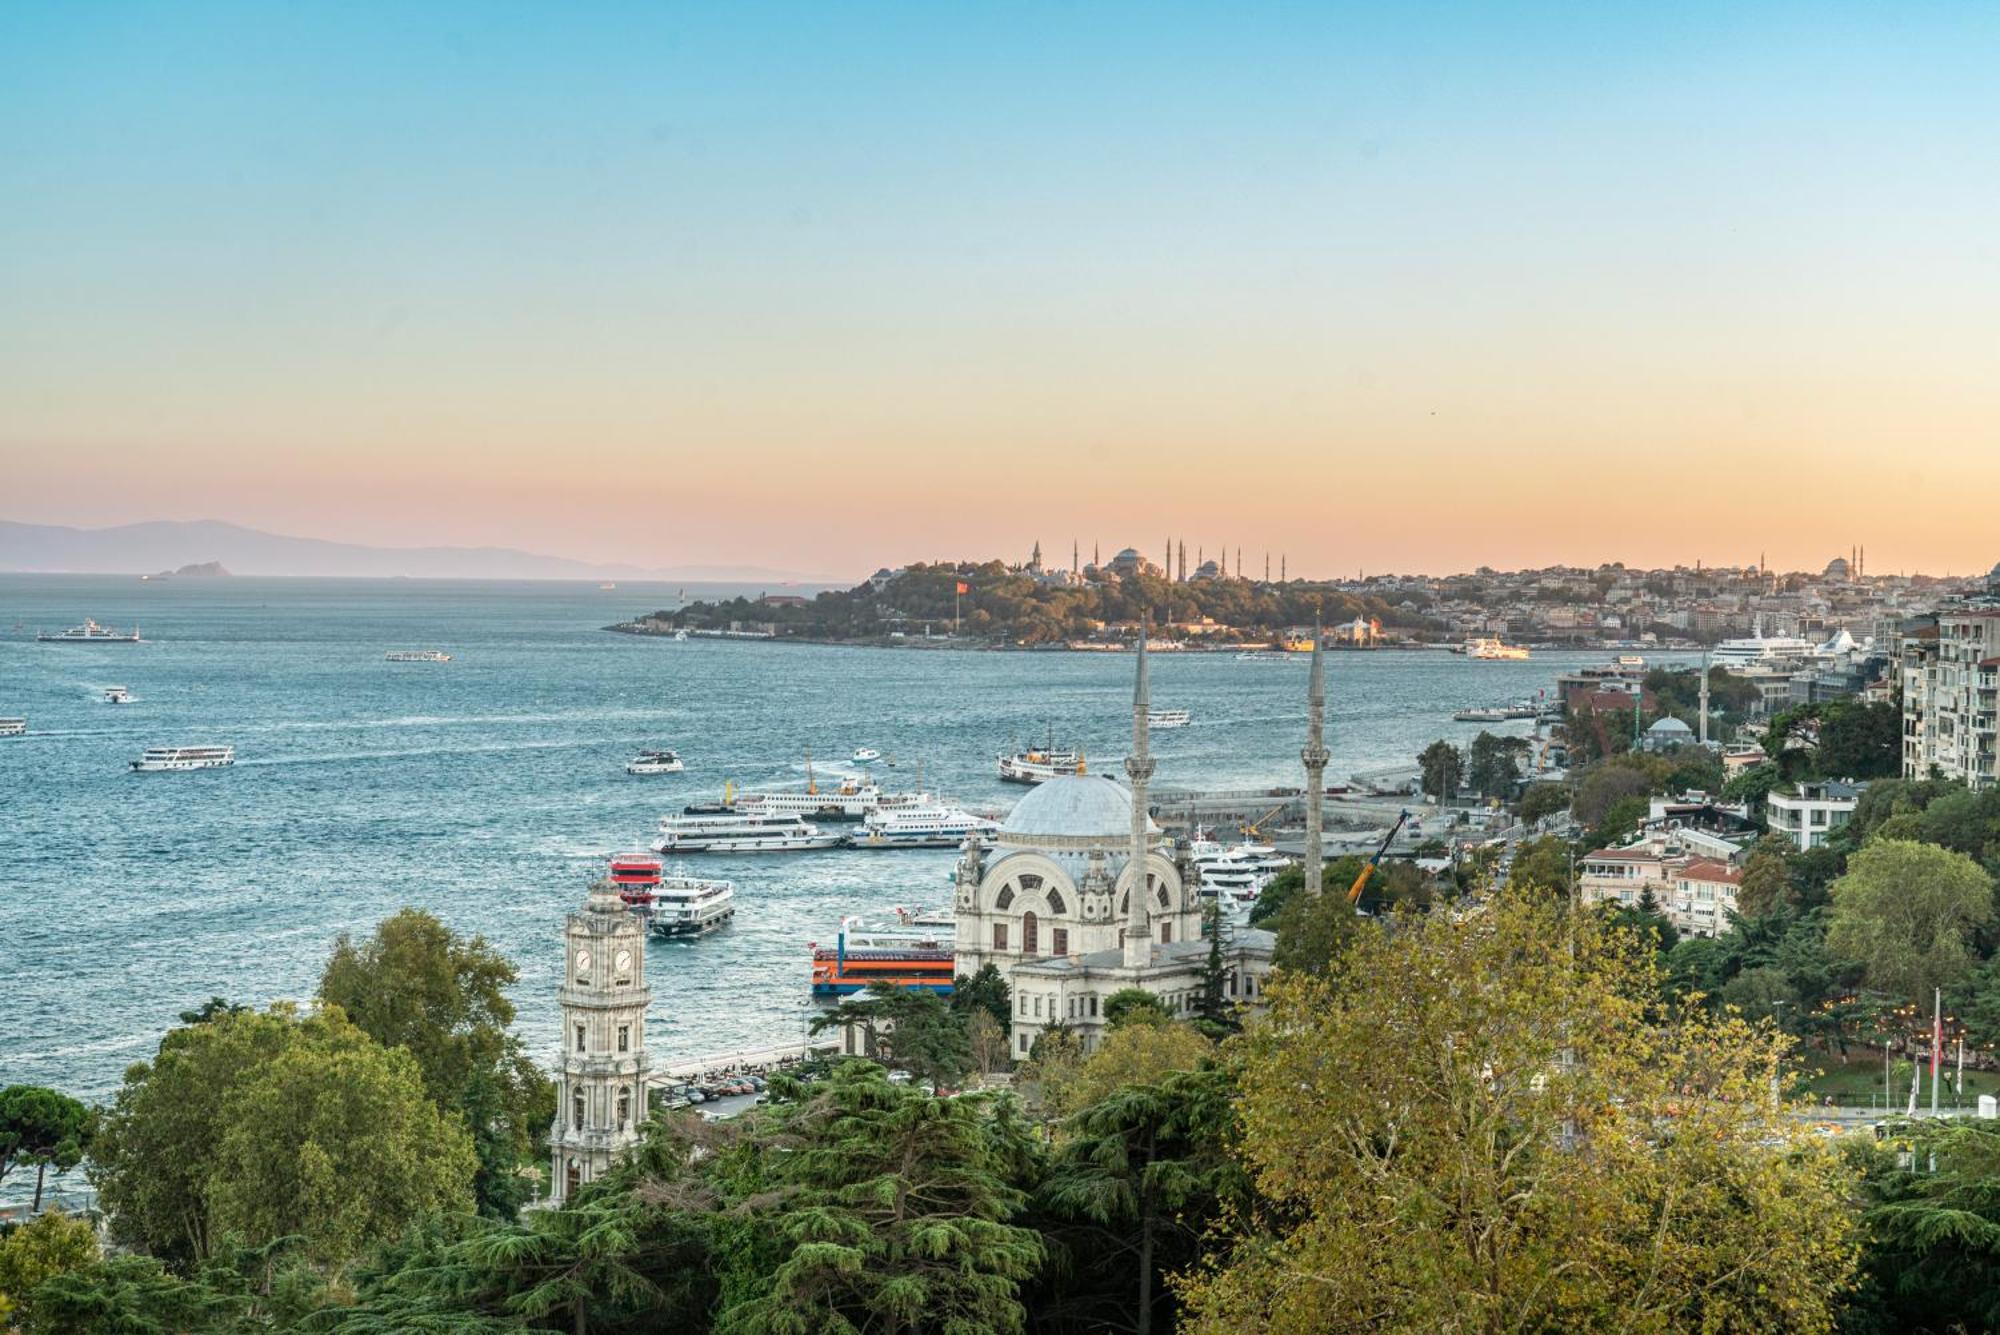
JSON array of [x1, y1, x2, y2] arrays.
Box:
[[955, 581, 969, 594]]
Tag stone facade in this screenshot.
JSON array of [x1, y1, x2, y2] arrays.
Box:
[[549, 881, 651, 1204]]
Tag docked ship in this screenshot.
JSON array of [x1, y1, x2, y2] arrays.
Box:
[[1189, 830, 1291, 905], [38, 619, 142, 644], [653, 810, 843, 853], [131, 745, 234, 772], [1461, 637, 1531, 661], [1708, 631, 1818, 667], [810, 915, 956, 997], [103, 685, 133, 704], [855, 805, 999, 849], [998, 745, 1085, 785], [0, 718, 24, 738], [730, 776, 916, 822], [605, 851, 737, 936], [385, 649, 453, 662], [626, 749, 685, 775], [1146, 708, 1191, 729]]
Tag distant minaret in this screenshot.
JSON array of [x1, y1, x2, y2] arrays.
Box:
[[1698, 654, 1712, 747], [1124, 623, 1157, 971], [1072, 540, 1079, 576], [1093, 542, 1100, 568], [1220, 548, 1227, 579], [1302, 620, 1329, 895], [1030, 539, 1042, 573], [1165, 537, 1171, 578], [1177, 540, 1186, 583], [1281, 554, 1287, 582], [1236, 547, 1242, 579], [1265, 552, 1271, 583]]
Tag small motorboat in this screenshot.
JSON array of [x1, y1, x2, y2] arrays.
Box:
[[852, 747, 882, 763]]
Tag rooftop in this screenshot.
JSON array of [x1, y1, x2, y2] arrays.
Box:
[[998, 774, 1159, 841]]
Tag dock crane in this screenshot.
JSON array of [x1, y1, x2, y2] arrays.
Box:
[[1347, 810, 1413, 904]]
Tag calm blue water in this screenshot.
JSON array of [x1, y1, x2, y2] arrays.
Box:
[[0, 574, 1688, 1107]]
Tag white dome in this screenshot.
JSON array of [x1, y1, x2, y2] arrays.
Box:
[[999, 774, 1158, 840]]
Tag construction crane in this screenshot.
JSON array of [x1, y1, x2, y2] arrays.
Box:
[[1347, 810, 1413, 905]]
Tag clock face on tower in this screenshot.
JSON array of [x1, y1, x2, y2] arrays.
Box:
[[574, 949, 592, 977], [614, 948, 632, 976]]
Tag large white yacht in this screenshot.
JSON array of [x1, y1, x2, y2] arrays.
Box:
[[856, 805, 1000, 849], [1146, 708, 1191, 729], [39, 619, 142, 644], [131, 745, 234, 772], [626, 749, 685, 775], [1708, 631, 1818, 667], [0, 718, 24, 738], [653, 810, 842, 853], [103, 685, 133, 704], [648, 877, 738, 938], [385, 649, 452, 663]]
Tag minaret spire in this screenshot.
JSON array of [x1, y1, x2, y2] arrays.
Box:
[[1123, 619, 1157, 970], [1302, 618, 1329, 895]]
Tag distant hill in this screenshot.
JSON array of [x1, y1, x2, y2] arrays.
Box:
[[0, 519, 818, 582]]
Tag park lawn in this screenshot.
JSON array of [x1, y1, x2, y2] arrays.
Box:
[[1793, 1048, 2000, 1108]]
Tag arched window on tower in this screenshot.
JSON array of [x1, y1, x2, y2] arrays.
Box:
[[572, 1089, 585, 1132], [1022, 911, 1039, 956], [565, 1158, 581, 1199], [617, 1085, 631, 1131]]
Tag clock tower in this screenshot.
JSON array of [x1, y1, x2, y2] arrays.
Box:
[[549, 879, 651, 1204]]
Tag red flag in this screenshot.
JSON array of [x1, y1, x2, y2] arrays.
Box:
[[955, 581, 969, 594]]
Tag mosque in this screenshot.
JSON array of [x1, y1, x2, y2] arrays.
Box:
[[952, 626, 1323, 1056]]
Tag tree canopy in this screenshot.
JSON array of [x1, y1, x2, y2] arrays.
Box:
[[1825, 839, 1995, 1007]]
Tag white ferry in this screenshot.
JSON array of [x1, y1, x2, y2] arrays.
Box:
[[731, 778, 886, 822], [653, 811, 843, 853], [1146, 708, 1191, 729], [0, 718, 24, 738], [1462, 637, 1531, 661], [1234, 650, 1295, 663], [131, 745, 234, 772], [649, 876, 738, 938], [1709, 632, 1817, 667], [385, 649, 453, 663], [39, 619, 142, 644], [851, 747, 882, 763], [856, 805, 999, 849], [626, 749, 685, 775], [103, 685, 133, 705], [998, 746, 1084, 785]]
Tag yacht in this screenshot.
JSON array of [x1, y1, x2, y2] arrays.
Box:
[[998, 745, 1084, 785], [103, 685, 133, 705], [851, 747, 882, 763], [855, 805, 999, 849], [649, 876, 738, 938], [653, 810, 843, 853], [0, 718, 24, 738], [1146, 708, 1191, 729], [1462, 637, 1531, 661], [131, 745, 234, 772], [1709, 632, 1817, 668], [38, 619, 142, 644], [1235, 650, 1295, 662], [626, 749, 685, 775], [385, 649, 452, 663]]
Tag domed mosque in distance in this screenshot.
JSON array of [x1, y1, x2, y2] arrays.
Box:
[[953, 626, 1284, 1058]]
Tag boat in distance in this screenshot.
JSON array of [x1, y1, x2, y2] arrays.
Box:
[[654, 810, 843, 853], [606, 851, 736, 937], [104, 685, 133, 704], [626, 749, 686, 775], [0, 718, 24, 738], [855, 804, 999, 849], [810, 914, 955, 997], [998, 745, 1085, 785], [131, 745, 235, 772], [1146, 708, 1191, 729], [1234, 650, 1296, 662], [851, 747, 882, 763], [385, 649, 452, 662], [1460, 637, 1531, 661], [38, 618, 142, 644]]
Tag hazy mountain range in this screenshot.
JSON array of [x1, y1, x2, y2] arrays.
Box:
[[0, 519, 818, 582]]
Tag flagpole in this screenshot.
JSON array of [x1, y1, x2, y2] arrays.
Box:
[[1931, 987, 1942, 1117]]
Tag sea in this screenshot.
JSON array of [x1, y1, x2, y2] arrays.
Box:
[[0, 574, 1693, 1110]]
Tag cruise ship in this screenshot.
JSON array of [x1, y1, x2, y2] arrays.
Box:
[[385, 649, 452, 663], [653, 810, 843, 853], [0, 718, 24, 738], [1462, 637, 1531, 661], [626, 749, 685, 775], [38, 619, 142, 644], [1708, 632, 1818, 667], [1146, 708, 1191, 729], [855, 805, 999, 849], [131, 745, 235, 772], [998, 745, 1085, 785]]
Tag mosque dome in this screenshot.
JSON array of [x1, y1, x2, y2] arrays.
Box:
[[998, 774, 1158, 841], [1824, 556, 1851, 579]]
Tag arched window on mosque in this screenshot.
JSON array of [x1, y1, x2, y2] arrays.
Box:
[[995, 885, 1014, 911], [1022, 911, 1039, 956], [1019, 874, 1043, 891], [1045, 888, 1066, 915]]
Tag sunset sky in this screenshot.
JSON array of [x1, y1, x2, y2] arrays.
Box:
[[4, 3, 1998, 579]]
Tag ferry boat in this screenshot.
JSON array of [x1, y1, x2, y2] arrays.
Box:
[[38, 619, 142, 644], [626, 749, 685, 775], [1146, 708, 1191, 729], [1453, 706, 1510, 723], [998, 745, 1085, 785], [1709, 632, 1817, 668], [810, 918, 955, 997], [0, 718, 24, 738], [103, 685, 133, 704], [654, 811, 842, 854], [1462, 637, 1531, 661], [855, 805, 999, 849], [851, 747, 882, 763], [732, 777, 887, 822], [131, 745, 234, 772], [385, 649, 452, 663], [650, 876, 738, 938], [609, 851, 667, 905], [1234, 650, 1295, 663]]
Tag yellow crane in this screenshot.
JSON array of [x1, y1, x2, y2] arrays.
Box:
[[1347, 810, 1413, 904]]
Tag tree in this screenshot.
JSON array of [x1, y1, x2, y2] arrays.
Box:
[[1574, 762, 1654, 829], [1816, 701, 1903, 780], [1194, 906, 1236, 1037], [1103, 989, 1171, 1030], [1826, 839, 1995, 1007], [0, 1086, 91, 1212], [1267, 881, 1362, 977], [950, 962, 1013, 1037], [1735, 838, 1796, 918], [1519, 782, 1570, 825], [1179, 900, 1859, 1332], [1039, 1023, 1215, 1122], [1418, 740, 1462, 802], [1847, 1117, 2000, 1332], [0, 1208, 97, 1324], [1505, 835, 1573, 902], [809, 984, 973, 1089], [319, 908, 551, 1219], [13, 1255, 250, 1334], [1467, 732, 1528, 799], [966, 1009, 1010, 1080]]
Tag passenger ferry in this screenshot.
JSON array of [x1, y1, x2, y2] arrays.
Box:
[[1146, 708, 1191, 729], [998, 745, 1085, 785], [650, 877, 737, 938], [103, 685, 133, 704], [856, 805, 999, 849], [810, 917, 955, 996], [626, 749, 685, 775], [1461, 637, 1531, 661], [1708, 632, 1817, 667], [38, 618, 142, 644], [1453, 705, 1510, 723], [654, 811, 843, 854], [0, 718, 24, 738], [131, 745, 234, 772], [609, 851, 667, 905], [1234, 650, 1295, 662], [385, 649, 453, 663], [731, 778, 889, 822]]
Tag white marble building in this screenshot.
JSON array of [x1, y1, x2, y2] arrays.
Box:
[[549, 881, 651, 1204]]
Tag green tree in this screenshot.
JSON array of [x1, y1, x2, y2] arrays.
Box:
[[1826, 839, 1994, 1007], [1103, 989, 1172, 1030], [0, 1086, 91, 1212], [1574, 762, 1654, 829], [1735, 839, 1796, 919], [319, 908, 552, 1219], [1267, 880, 1362, 977], [1418, 739, 1462, 802], [0, 1208, 98, 1324], [15, 1254, 250, 1334], [1180, 900, 1859, 1333], [950, 962, 1013, 1037], [809, 985, 973, 1089], [1816, 701, 1903, 780], [1505, 834, 1573, 901], [1467, 732, 1528, 799], [1847, 1117, 2000, 1332], [1518, 782, 1570, 825], [1038, 1022, 1215, 1123]]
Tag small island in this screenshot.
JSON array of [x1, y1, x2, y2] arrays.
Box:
[[144, 561, 232, 579]]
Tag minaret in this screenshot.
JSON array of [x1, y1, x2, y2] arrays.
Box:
[[1265, 552, 1271, 583], [1220, 548, 1227, 579], [1072, 540, 1079, 576], [1302, 620, 1329, 894], [1177, 541, 1186, 583], [550, 879, 651, 1204], [1281, 553, 1287, 582], [1698, 654, 1712, 747], [1123, 622, 1157, 971]]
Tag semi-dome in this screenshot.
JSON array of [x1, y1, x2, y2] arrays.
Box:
[[999, 774, 1159, 841]]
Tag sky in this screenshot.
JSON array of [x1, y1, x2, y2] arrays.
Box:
[[3, 2, 1998, 580]]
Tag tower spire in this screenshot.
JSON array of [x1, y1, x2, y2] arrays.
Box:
[[1124, 620, 1156, 970], [1302, 618, 1329, 894]]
